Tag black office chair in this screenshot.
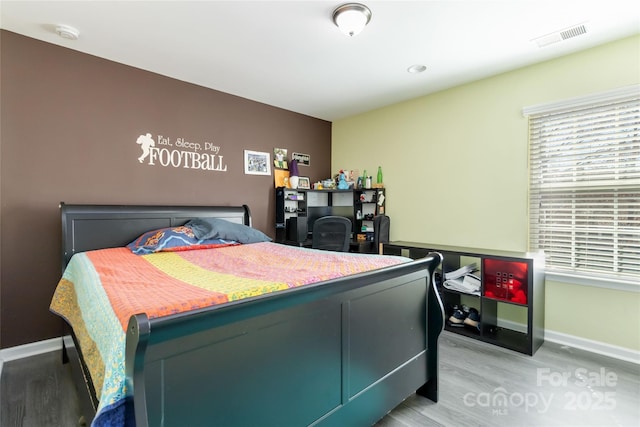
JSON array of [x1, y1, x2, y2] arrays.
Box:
[[373, 215, 390, 254], [312, 216, 352, 252]]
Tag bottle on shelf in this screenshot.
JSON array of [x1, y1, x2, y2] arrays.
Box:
[[377, 166, 383, 184]]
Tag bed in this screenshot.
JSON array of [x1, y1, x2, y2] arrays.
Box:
[[51, 203, 444, 427]]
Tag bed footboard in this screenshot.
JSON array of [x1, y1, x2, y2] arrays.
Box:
[[125, 253, 443, 427]]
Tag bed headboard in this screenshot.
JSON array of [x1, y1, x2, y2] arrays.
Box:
[[60, 202, 251, 272]]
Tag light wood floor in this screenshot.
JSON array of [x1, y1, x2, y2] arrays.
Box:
[[376, 332, 639, 427], [2, 332, 639, 426]]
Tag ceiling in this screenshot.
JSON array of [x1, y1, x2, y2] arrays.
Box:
[[1, 1, 639, 121]]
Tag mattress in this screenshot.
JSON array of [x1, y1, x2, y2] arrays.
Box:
[[50, 242, 411, 426]]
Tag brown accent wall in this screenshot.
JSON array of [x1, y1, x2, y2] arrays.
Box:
[[0, 30, 332, 348]]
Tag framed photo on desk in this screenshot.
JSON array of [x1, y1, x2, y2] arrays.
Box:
[[298, 177, 310, 189]]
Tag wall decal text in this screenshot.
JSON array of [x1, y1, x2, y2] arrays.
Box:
[[136, 133, 227, 172]]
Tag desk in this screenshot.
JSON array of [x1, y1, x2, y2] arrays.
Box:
[[281, 239, 312, 248], [281, 239, 375, 254], [350, 240, 376, 254]]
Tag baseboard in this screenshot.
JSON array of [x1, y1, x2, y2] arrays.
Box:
[[0, 336, 64, 378], [488, 321, 639, 364], [0, 336, 63, 366], [544, 329, 640, 365]]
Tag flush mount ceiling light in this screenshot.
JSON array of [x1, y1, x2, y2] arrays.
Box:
[[55, 24, 80, 40], [332, 3, 372, 37]]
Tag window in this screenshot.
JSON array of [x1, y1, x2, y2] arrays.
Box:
[[523, 85, 640, 283]]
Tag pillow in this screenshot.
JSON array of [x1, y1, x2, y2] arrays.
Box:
[[127, 226, 238, 255], [186, 218, 272, 244]]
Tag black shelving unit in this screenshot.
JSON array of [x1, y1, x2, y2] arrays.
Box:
[[275, 187, 308, 242], [275, 187, 386, 253], [383, 242, 545, 355], [352, 188, 385, 253]]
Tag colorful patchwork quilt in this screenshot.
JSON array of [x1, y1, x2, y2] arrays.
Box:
[[50, 242, 410, 426]]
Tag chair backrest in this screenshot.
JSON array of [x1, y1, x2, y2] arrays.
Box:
[[312, 216, 352, 252], [373, 215, 390, 254]]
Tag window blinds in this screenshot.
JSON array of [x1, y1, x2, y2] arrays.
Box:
[[525, 86, 640, 280]]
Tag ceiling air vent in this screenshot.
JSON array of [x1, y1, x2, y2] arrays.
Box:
[[560, 24, 587, 40], [532, 23, 588, 48]]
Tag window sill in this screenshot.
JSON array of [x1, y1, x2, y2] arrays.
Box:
[[546, 270, 639, 293]]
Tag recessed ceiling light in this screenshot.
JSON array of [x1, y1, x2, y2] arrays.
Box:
[[55, 25, 80, 40], [407, 64, 427, 74]]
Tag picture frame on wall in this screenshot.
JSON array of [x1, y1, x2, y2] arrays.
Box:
[[298, 177, 310, 189], [292, 152, 310, 166], [244, 150, 271, 175], [273, 148, 288, 169]]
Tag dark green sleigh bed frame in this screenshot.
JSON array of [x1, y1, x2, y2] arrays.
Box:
[[59, 203, 444, 426]]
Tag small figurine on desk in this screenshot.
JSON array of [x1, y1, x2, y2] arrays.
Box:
[[337, 171, 349, 190]]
